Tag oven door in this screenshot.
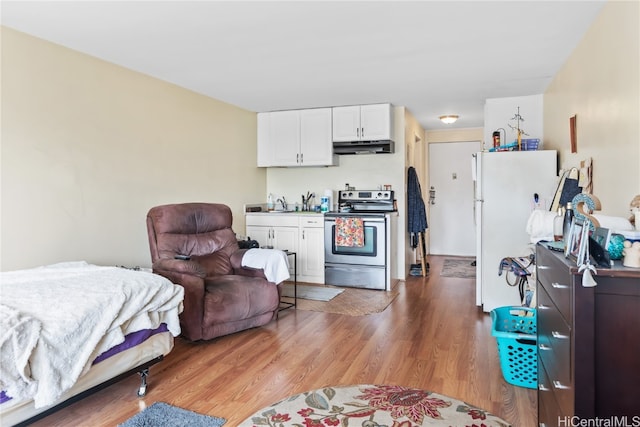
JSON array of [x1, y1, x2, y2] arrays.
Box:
[[323, 215, 386, 266]]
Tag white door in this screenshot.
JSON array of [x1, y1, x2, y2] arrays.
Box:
[[428, 141, 481, 255], [299, 108, 333, 166], [360, 104, 391, 140], [332, 106, 361, 141], [269, 110, 300, 166], [299, 225, 324, 282]]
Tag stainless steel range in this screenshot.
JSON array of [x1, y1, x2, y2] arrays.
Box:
[[324, 190, 395, 291]]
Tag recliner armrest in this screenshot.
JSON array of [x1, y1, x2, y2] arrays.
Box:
[[153, 258, 206, 278], [230, 249, 269, 280]]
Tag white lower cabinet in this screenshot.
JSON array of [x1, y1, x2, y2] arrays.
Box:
[[246, 213, 324, 284], [298, 217, 325, 282]]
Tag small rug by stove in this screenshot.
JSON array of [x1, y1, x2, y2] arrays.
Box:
[[238, 384, 509, 426], [441, 257, 476, 278], [281, 284, 344, 301], [282, 285, 399, 316], [118, 402, 225, 427]]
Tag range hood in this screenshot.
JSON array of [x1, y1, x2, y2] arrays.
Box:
[[333, 140, 394, 155]]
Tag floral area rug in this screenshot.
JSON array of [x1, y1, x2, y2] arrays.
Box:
[[238, 384, 510, 426]]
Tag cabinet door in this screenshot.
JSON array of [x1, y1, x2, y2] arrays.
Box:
[[272, 226, 299, 275], [360, 103, 392, 141], [299, 225, 325, 282], [271, 226, 298, 254], [246, 225, 271, 248], [332, 105, 361, 142], [269, 110, 300, 166], [299, 108, 335, 166]]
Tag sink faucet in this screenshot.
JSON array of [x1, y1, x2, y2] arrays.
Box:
[[277, 197, 287, 211]]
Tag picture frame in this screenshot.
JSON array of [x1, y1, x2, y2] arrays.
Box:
[[592, 226, 611, 251], [565, 218, 584, 258]]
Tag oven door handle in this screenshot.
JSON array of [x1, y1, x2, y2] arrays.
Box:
[[324, 217, 386, 223]]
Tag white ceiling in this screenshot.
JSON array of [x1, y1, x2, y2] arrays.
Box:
[[1, 1, 607, 130]]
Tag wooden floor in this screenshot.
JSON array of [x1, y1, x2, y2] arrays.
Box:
[[29, 255, 537, 426]]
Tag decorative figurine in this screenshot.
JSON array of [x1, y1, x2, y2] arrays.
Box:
[[629, 194, 640, 230], [508, 106, 529, 150], [622, 240, 640, 268]]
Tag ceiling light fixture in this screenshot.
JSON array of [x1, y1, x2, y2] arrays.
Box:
[[439, 115, 459, 124]]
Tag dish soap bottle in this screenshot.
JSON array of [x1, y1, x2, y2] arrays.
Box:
[[267, 193, 274, 211]]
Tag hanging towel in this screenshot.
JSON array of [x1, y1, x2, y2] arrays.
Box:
[[407, 166, 428, 248], [335, 217, 364, 247], [241, 248, 290, 284]]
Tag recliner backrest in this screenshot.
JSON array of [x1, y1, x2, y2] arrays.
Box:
[[147, 203, 239, 275]]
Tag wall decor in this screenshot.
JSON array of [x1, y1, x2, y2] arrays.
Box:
[[570, 114, 577, 153]]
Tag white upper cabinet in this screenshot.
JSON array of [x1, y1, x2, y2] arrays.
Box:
[[257, 108, 337, 167], [332, 103, 393, 142]]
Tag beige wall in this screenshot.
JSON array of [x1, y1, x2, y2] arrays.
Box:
[[0, 28, 265, 270], [543, 0, 639, 216]]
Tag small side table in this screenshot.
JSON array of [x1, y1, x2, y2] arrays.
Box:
[[279, 251, 297, 311]]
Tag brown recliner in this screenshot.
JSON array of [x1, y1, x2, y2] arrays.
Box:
[[146, 202, 282, 341]]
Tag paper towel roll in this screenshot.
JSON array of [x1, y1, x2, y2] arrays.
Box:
[[324, 189, 334, 212]]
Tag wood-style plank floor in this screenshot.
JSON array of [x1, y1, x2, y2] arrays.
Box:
[[28, 255, 537, 426]]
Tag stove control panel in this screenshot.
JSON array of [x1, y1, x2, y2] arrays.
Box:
[[339, 190, 393, 202]]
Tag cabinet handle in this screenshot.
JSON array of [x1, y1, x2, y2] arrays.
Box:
[[302, 230, 305, 239], [361, 127, 364, 137], [552, 380, 571, 390], [538, 384, 550, 391], [539, 343, 551, 351], [300, 152, 303, 164], [538, 304, 550, 310], [540, 423, 548, 427], [551, 281, 569, 289], [538, 265, 550, 270], [551, 331, 569, 339]]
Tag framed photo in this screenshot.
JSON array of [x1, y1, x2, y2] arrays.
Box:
[[565, 218, 584, 258], [592, 227, 611, 250]]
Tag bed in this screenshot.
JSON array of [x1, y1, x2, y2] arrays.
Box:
[[0, 261, 184, 426]]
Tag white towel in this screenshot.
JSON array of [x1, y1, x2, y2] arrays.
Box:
[[526, 210, 557, 243], [241, 248, 290, 284]]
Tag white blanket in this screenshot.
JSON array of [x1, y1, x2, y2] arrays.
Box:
[[0, 261, 184, 408], [241, 249, 290, 284]]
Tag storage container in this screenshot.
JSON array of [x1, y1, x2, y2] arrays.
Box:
[[520, 138, 540, 150], [490, 306, 537, 389]]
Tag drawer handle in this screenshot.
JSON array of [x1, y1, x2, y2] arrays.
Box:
[[551, 282, 569, 289], [552, 331, 569, 339], [539, 344, 551, 351], [552, 380, 571, 390]]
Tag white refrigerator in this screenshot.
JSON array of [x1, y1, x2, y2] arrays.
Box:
[[473, 150, 557, 312]]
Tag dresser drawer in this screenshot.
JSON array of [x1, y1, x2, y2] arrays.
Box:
[[537, 284, 572, 389], [536, 246, 573, 323], [538, 361, 563, 427]]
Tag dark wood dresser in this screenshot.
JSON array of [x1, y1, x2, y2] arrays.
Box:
[[536, 243, 640, 426]]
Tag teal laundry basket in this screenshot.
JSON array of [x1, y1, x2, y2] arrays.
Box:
[[490, 306, 537, 389]]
